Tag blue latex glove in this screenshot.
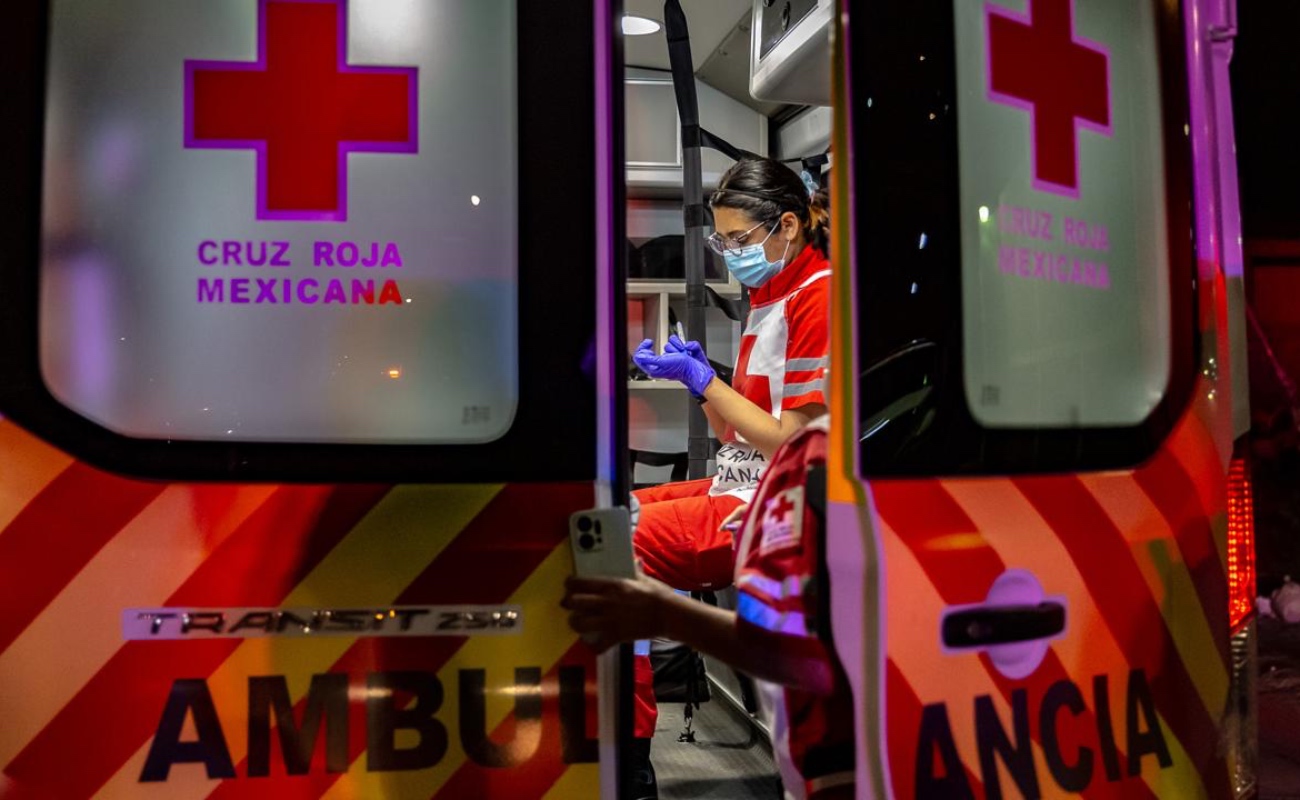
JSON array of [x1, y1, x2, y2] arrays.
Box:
[[633, 338, 716, 397], [664, 334, 708, 365], [666, 336, 717, 396]]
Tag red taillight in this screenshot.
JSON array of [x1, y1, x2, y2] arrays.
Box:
[[1227, 457, 1256, 632]]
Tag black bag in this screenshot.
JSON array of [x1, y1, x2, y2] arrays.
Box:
[[649, 638, 710, 704], [630, 234, 729, 281], [636, 235, 684, 280]]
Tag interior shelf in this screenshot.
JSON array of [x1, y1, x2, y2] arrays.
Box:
[[628, 380, 686, 390], [628, 279, 743, 298]]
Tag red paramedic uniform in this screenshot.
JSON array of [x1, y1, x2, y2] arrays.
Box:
[[734, 419, 855, 799], [630, 244, 831, 743], [632, 244, 832, 592]]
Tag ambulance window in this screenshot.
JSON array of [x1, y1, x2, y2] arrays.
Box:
[[41, 2, 517, 445], [956, 0, 1170, 429], [852, 0, 1195, 475], [0, 1, 600, 480]]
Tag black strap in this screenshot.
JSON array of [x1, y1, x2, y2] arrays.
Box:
[[807, 462, 831, 645], [666, 0, 755, 481], [677, 591, 716, 744], [683, 202, 707, 229], [701, 284, 747, 323], [778, 149, 832, 192], [687, 437, 722, 461], [805, 464, 827, 522], [800, 151, 831, 174], [665, 0, 710, 482], [664, 1, 699, 129], [782, 148, 831, 169], [663, 3, 756, 163], [670, 287, 746, 330], [685, 284, 747, 326], [697, 126, 760, 163]]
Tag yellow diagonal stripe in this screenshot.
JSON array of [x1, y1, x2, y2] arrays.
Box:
[[0, 421, 74, 534], [1080, 474, 1229, 720], [1144, 722, 1208, 799], [1167, 413, 1231, 572], [94, 484, 502, 800], [321, 541, 585, 800], [1, 485, 278, 770], [542, 764, 600, 800]]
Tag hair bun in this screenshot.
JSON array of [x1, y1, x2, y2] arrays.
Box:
[[800, 170, 820, 199]]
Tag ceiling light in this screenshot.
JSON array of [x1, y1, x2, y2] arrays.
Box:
[[622, 15, 662, 36]]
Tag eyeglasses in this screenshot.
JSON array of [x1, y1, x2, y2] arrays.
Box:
[[705, 219, 777, 256]]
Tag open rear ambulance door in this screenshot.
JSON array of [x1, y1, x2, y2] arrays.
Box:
[[0, 1, 631, 797], [829, 0, 1244, 797]]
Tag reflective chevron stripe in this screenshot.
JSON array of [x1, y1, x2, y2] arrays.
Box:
[[0, 421, 600, 799]]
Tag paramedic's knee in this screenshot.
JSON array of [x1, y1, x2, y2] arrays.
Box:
[[632, 496, 738, 592]]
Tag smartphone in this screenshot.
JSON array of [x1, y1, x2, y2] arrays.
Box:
[[568, 508, 636, 579]]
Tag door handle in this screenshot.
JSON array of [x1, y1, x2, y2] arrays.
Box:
[[941, 570, 1065, 679], [942, 601, 1066, 649]]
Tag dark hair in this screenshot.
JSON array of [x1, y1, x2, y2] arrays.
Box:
[[709, 157, 830, 255]]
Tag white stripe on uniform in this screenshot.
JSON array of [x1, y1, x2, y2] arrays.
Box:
[[737, 592, 811, 638]]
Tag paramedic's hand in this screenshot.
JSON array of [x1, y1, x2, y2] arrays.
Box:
[[562, 574, 674, 653], [720, 503, 749, 534], [665, 333, 708, 365], [665, 335, 719, 397], [632, 337, 716, 397]]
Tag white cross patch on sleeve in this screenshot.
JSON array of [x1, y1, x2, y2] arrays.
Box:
[[759, 486, 804, 555]]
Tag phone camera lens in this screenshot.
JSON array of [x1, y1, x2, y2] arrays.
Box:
[[578, 533, 596, 551], [576, 516, 592, 533]]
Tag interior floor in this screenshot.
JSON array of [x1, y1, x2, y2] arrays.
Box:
[[651, 685, 782, 800]]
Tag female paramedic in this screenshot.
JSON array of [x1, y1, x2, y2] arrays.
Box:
[[630, 155, 832, 592], [565, 418, 856, 799], [623, 155, 832, 798]]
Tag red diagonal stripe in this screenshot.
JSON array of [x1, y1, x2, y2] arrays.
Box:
[[0, 463, 167, 653], [876, 480, 1159, 800], [433, 639, 595, 799], [873, 481, 1004, 605], [1015, 476, 1228, 793], [3, 484, 391, 799], [203, 482, 593, 800], [1131, 449, 1229, 667], [887, 657, 985, 800]]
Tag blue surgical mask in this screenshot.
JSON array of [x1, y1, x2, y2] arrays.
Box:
[[723, 224, 790, 288]]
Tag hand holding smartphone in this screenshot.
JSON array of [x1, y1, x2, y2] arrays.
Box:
[[568, 508, 636, 579]]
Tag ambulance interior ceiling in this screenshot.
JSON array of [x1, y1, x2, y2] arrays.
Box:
[[623, 0, 791, 120]]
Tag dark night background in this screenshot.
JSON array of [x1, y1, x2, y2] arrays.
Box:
[[1234, 2, 1300, 240], [1232, 11, 1300, 795], [1231, 2, 1300, 592]]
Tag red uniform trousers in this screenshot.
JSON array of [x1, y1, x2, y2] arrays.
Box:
[[630, 477, 744, 739], [632, 477, 743, 591]]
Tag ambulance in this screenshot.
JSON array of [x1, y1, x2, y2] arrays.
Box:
[[0, 0, 1253, 799]]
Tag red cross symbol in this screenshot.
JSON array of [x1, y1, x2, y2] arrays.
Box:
[[986, 0, 1110, 198], [185, 0, 417, 221], [766, 492, 797, 526]]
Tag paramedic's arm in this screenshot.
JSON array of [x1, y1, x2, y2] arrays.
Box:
[[701, 377, 826, 458], [700, 399, 729, 441], [563, 575, 834, 694]]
